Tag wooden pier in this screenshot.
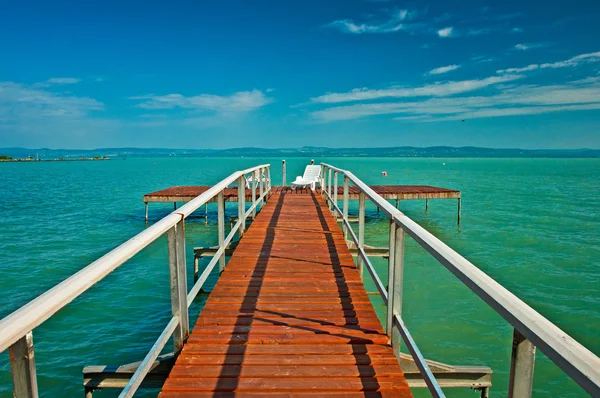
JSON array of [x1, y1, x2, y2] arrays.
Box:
[[3, 162, 598, 398], [159, 190, 412, 397], [143, 185, 462, 222]]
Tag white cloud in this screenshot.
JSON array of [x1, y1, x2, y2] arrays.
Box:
[[497, 51, 600, 74], [514, 43, 529, 50], [427, 64, 461, 75], [0, 81, 103, 119], [131, 90, 272, 112], [310, 74, 522, 104], [326, 8, 412, 34], [46, 77, 81, 85], [309, 78, 600, 122], [437, 27, 454, 37]]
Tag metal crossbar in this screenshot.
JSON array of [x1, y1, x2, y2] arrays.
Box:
[[0, 164, 271, 398], [321, 162, 600, 398]]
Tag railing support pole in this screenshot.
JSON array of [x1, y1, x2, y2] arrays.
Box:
[[333, 171, 338, 216], [238, 176, 246, 237], [167, 223, 189, 353], [9, 332, 38, 398], [357, 192, 365, 280], [282, 160, 286, 187], [328, 168, 332, 210], [251, 170, 257, 218], [387, 223, 405, 357], [259, 167, 265, 205], [218, 190, 226, 272], [266, 165, 272, 197], [508, 328, 536, 398], [342, 176, 349, 238]]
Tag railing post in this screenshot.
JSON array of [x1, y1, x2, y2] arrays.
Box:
[[328, 168, 333, 210], [238, 175, 246, 237], [387, 223, 405, 357], [333, 171, 338, 216], [251, 170, 257, 218], [259, 167, 265, 205], [282, 160, 286, 187], [167, 222, 189, 352], [9, 332, 38, 398], [321, 166, 327, 198], [266, 165, 272, 195], [508, 329, 536, 398], [218, 190, 226, 272], [343, 176, 349, 238], [357, 192, 365, 280]]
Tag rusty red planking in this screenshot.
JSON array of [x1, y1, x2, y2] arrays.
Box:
[[158, 190, 413, 397], [143, 185, 459, 203]]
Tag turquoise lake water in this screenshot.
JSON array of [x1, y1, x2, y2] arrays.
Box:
[[0, 157, 599, 397]]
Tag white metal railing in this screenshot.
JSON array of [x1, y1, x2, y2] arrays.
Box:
[[320, 163, 600, 398], [0, 164, 272, 398]]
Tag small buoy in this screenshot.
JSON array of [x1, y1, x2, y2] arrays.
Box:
[[382, 171, 387, 176]]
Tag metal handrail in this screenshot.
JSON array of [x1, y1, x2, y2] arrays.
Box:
[[321, 162, 600, 397], [0, 163, 271, 397]]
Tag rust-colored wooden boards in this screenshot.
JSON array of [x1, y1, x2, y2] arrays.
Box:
[[143, 185, 459, 203], [159, 190, 412, 397]]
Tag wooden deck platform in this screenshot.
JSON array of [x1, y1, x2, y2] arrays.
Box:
[[144, 185, 460, 203], [158, 190, 413, 397]]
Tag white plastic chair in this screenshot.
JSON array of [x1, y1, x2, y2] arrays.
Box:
[[291, 165, 321, 190]]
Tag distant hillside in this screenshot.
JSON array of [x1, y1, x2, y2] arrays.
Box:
[[1, 146, 599, 159]]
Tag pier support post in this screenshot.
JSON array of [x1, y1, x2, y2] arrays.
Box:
[[238, 176, 246, 237], [508, 329, 536, 398], [204, 203, 208, 225], [167, 222, 189, 353], [357, 192, 365, 280], [387, 223, 405, 357], [457, 198, 461, 225], [173, 202, 177, 210], [426, 199, 429, 212], [252, 170, 257, 218], [328, 168, 332, 210], [266, 166, 272, 197], [342, 176, 349, 238], [259, 167, 265, 206], [9, 332, 38, 398], [333, 171, 338, 216], [144, 202, 149, 223], [218, 191, 226, 272], [282, 160, 286, 187]]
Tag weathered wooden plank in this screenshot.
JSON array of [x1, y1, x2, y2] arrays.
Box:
[[159, 191, 411, 397]]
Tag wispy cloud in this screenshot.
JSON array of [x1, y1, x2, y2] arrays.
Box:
[[326, 8, 412, 34], [310, 74, 522, 104], [497, 51, 600, 74], [437, 27, 454, 37], [0, 81, 103, 119], [513, 42, 547, 51], [427, 64, 461, 75], [131, 90, 272, 112], [46, 77, 81, 85], [309, 78, 600, 122]]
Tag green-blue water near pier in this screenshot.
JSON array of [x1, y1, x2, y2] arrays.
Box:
[[0, 157, 598, 397]]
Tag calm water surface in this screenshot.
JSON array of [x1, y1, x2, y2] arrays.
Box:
[[0, 157, 598, 397]]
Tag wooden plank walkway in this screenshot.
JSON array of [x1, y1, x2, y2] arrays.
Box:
[[159, 190, 413, 397], [143, 185, 460, 203]]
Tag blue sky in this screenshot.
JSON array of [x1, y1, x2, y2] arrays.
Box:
[[1, 0, 599, 149]]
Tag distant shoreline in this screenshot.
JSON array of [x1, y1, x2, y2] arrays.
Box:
[[0, 158, 110, 163], [2, 146, 599, 159]]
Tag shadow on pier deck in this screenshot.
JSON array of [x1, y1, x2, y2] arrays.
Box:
[[159, 190, 413, 397]]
